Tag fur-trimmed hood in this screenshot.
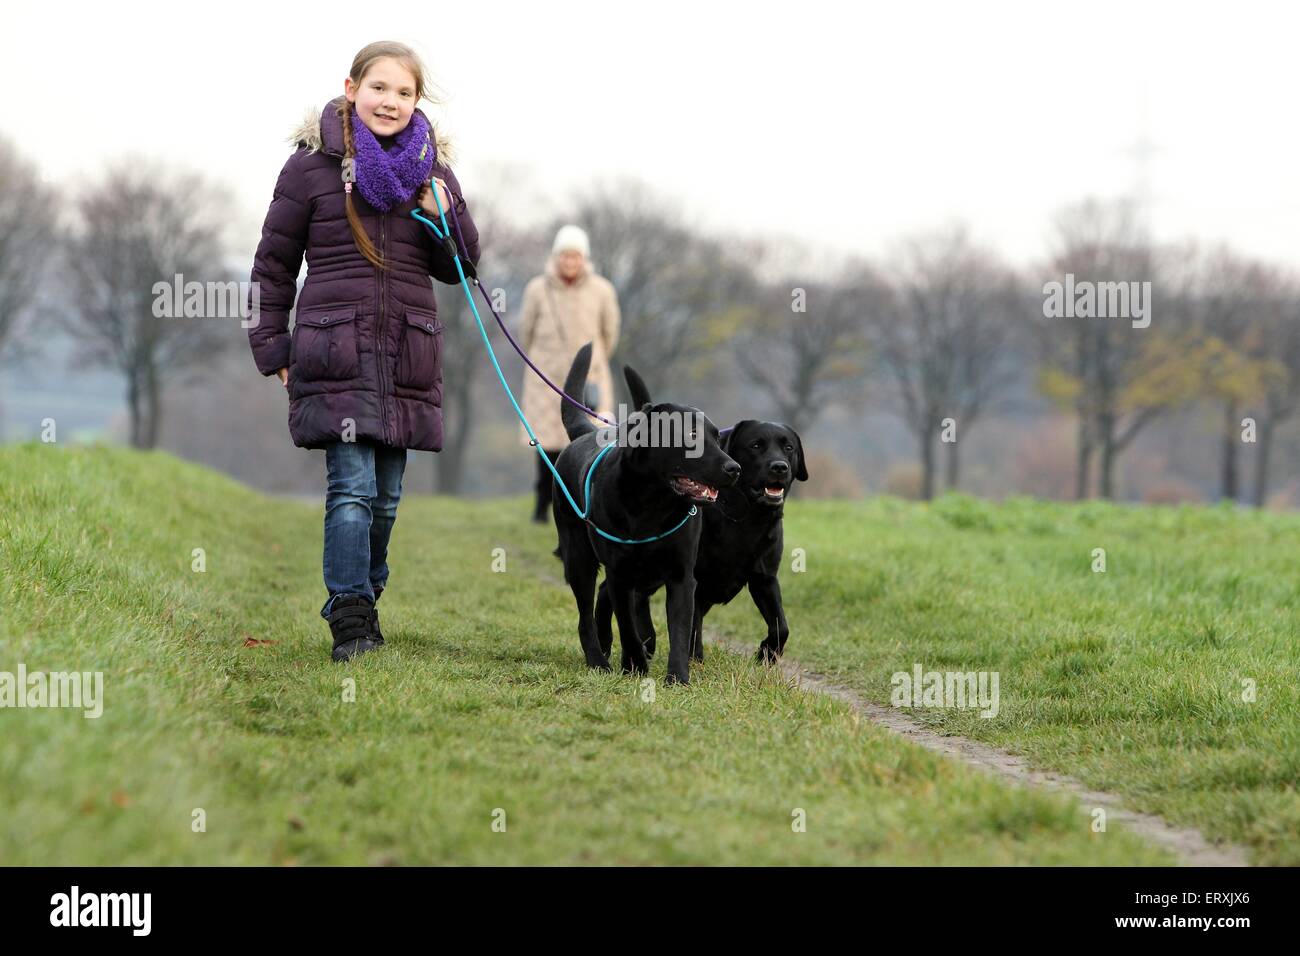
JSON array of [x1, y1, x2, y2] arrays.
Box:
[[288, 96, 457, 168]]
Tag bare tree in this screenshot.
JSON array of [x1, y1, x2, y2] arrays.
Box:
[[731, 255, 876, 438], [561, 180, 757, 398], [0, 137, 60, 431], [870, 226, 1023, 499], [1037, 199, 1196, 499], [60, 160, 232, 448], [1248, 272, 1300, 507], [1165, 245, 1285, 502], [938, 264, 1024, 490]]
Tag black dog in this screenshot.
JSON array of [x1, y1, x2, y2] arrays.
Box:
[[551, 343, 739, 685], [694, 418, 808, 662], [596, 403, 809, 664]]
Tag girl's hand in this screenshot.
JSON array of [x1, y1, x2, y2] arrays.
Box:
[[276, 367, 288, 388], [417, 178, 452, 216]]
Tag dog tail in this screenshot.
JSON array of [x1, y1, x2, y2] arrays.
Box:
[[624, 365, 652, 411], [562, 343, 597, 441]]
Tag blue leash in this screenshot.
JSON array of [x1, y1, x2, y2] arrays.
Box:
[[411, 193, 697, 545]]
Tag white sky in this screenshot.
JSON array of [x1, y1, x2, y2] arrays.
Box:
[[6, 0, 1300, 271]]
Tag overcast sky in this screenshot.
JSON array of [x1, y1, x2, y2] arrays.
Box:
[[6, 0, 1299, 271]]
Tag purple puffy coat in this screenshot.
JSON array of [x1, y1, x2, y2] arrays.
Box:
[[247, 96, 481, 452]]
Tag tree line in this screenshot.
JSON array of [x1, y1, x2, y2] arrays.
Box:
[[2, 135, 1298, 505]]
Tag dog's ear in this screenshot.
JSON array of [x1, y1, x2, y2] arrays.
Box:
[[723, 420, 757, 455], [787, 427, 809, 481], [624, 365, 653, 410]]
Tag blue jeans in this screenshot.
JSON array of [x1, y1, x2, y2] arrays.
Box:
[[320, 440, 408, 619]]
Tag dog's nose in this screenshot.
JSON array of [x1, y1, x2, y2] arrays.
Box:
[[723, 461, 741, 480], [771, 460, 789, 476]]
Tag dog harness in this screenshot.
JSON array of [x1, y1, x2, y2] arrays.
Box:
[[579, 442, 698, 544]]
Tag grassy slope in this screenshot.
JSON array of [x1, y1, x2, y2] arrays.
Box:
[[0, 444, 1169, 865], [702, 493, 1300, 865]]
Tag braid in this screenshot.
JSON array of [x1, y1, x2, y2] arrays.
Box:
[[339, 101, 387, 272]]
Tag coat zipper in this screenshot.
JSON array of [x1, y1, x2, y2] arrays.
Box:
[[378, 212, 390, 445]]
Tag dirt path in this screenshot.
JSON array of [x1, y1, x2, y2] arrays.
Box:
[[527, 558, 1249, 866], [704, 633, 1250, 867]]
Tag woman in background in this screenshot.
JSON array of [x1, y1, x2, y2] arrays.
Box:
[[517, 225, 621, 523]]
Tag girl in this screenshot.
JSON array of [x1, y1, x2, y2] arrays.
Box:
[[247, 41, 480, 662]]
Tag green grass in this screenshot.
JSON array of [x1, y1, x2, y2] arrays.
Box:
[[701, 492, 1300, 865], [0, 443, 1171, 865]]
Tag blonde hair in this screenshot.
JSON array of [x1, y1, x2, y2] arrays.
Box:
[[339, 41, 443, 271]]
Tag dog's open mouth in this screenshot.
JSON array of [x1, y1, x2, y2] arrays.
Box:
[[670, 475, 719, 503], [762, 484, 786, 502]]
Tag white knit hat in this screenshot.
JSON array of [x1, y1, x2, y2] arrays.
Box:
[[552, 224, 590, 258]]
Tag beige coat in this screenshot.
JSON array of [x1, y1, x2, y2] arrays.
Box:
[[517, 256, 621, 449]]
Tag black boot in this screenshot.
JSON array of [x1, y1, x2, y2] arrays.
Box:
[[533, 448, 558, 523], [328, 595, 381, 662], [371, 587, 385, 645]]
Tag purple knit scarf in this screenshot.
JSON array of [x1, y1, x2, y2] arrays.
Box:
[[350, 107, 435, 212]]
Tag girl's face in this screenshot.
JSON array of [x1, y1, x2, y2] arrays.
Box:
[[345, 57, 419, 137]]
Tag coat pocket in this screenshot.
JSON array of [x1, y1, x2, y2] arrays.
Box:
[[292, 304, 359, 382], [395, 308, 443, 390]]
